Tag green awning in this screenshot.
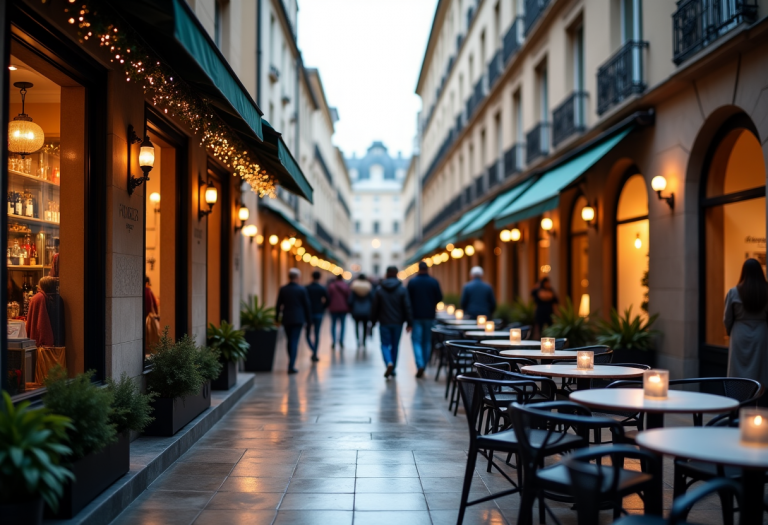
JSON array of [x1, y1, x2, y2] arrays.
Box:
[[459, 179, 534, 240], [436, 204, 488, 246], [260, 201, 324, 254], [495, 127, 633, 227], [262, 122, 314, 203]]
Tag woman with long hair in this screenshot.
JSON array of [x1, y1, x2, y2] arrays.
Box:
[[724, 258, 768, 392], [531, 277, 558, 339]]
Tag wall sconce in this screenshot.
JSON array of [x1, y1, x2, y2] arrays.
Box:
[[464, 245, 475, 256], [127, 124, 155, 195], [280, 239, 292, 252], [149, 192, 161, 213], [500, 230, 511, 242], [510, 228, 522, 242], [234, 202, 249, 232], [541, 217, 555, 236], [651, 175, 675, 210], [242, 224, 258, 243], [256, 234, 264, 245], [581, 203, 597, 229], [269, 234, 279, 246], [198, 175, 218, 220]]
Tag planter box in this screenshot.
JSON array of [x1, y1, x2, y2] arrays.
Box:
[[612, 347, 656, 368], [211, 360, 237, 390], [1, 498, 43, 525], [243, 329, 278, 372], [143, 382, 212, 436], [45, 432, 130, 519]]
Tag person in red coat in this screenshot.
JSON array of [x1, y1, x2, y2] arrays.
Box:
[[26, 276, 64, 347], [327, 274, 350, 349]]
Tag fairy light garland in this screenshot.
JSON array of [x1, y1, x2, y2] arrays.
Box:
[[56, 0, 276, 198]]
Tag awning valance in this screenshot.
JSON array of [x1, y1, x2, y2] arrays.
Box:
[[406, 203, 487, 264], [260, 202, 323, 253], [459, 179, 533, 240]]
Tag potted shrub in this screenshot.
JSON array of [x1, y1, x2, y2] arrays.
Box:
[[143, 330, 211, 436], [42, 368, 127, 518], [493, 303, 514, 325], [595, 306, 660, 367], [0, 392, 73, 525], [240, 296, 278, 372], [543, 297, 596, 347], [207, 321, 249, 390], [510, 296, 536, 326], [106, 372, 156, 437]]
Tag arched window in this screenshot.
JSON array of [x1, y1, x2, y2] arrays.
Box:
[[570, 196, 589, 315], [616, 173, 649, 316], [703, 125, 766, 348]]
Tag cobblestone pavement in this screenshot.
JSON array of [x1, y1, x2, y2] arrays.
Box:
[[110, 317, 726, 525]]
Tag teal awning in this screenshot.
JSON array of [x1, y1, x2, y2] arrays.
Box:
[[459, 179, 534, 240], [262, 122, 314, 203], [406, 203, 487, 265], [495, 127, 633, 227], [260, 202, 324, 254]]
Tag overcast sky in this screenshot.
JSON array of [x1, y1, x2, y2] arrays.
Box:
[[298, 0, 438, 159]]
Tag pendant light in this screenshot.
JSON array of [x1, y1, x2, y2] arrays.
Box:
[[8, 82, 44, 157]]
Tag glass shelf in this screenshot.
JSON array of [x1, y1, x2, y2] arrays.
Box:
[[7, 214, 59, 227], [8, 169, 61, 189]]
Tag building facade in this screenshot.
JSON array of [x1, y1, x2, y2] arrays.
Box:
[[410, 0, 768, 378]]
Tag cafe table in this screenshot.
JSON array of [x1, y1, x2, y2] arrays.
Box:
[[521, 364, 645, 391], [570, 388, 739, 429], [439, 319, 481, 326], [464, 330, 514, 340], [482, 340, 542, 351], [636, 427, 768, 523]]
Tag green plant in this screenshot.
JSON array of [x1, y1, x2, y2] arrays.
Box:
[[641, 269, 650, 313], [543, 297, 595, 347], [207, 321, 249, 362], [146, 329, 204, 399], [493, 303, 514, 324], [510, 296, 536, 326], [442, 293, 461, 308], [106, 373, 156, 434], [240, 296, 276, 331], [43, 367, 116, 460], [595, 306, 660, 352], [0, 392, 74, 511], [196, 345, 222, 382]]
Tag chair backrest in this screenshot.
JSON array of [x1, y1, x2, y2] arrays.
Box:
[[555, 338, 568, 349], [471, 350, 507, 368], [472, 350, 535, 373], [593, 351, 613, 364], [474, 363, 544, 403], [669, 478, 742, 525], [519, 325, 532, 340], [567, 345, 610, 353]]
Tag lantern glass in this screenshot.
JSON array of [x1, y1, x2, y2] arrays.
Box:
[[149, 192, 161, 204], [242, 224, 257, 237], [476, 315, 487, 326], [484, 321, 495, 333], [205, 186, 218, 205], [8, 120, 44, 156], [541, 337, 556, 354], [541, 217, 553, 231], [139, 145, 155, 168], [465, 245, 475, 256], [643, 369, 669, 399], [280, 240, 291, 252], [510, 228, 522, 241], [238, 206, 250, 221], [740, 408, 768, 446], [500, 230, 511, 242], [576, 351, 594, 370], [510, 328, 522, 344], [454, 309, 464, 320], [446, 305, 455, 315], [269, 235, 279, 245], [651, 175, 667, 192], [581, 206, 595, 222]]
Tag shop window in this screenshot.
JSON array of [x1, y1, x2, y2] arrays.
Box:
[[615, 173, 649, 316], [537, 217, 552, 281], [570, 196, 589, 315], [703, 127, 766, 347]]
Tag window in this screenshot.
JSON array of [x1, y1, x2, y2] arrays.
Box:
[[214, 0, 223, 48], [373, 221, 380, 234], [355, 221, 360, 233], [393, 221, 400, 233], [370, 164, 384, 180], [269, 15, 276, 65], [616, 173, 649, 317], [372, 264, 380, 277], [570, 196, 590, 315]]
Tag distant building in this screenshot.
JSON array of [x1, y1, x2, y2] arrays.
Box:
[[346, 142, 409, 279]]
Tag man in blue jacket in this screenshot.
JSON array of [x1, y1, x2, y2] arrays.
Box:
[[407, 261, 443, 378], [275, 268, 312, 374], [460, 266, 497, 320]]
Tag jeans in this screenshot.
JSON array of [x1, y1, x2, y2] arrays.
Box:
[[284, 324, 303, 370], [330, 312, 346, 347], [353, 317, 370, 346], [380, 324, 403, 367], [305, 313, 324, 356], [411, 319, 435, 369]]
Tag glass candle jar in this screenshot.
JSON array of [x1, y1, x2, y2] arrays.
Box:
[[643, 369, 669, 399], [541, 337, 556, 354]]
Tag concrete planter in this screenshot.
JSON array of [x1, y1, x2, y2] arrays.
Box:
[[1, 497, 43, 525], [211, 360, 237, 390], [143, 382, 212, 436], [243, 329, 278, 372]]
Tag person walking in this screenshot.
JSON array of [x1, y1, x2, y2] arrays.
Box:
[[724, 258, 768, 400], [460, 266, 497, 320], [371, 266, 413, 379], [275, 268, 311, 374], [531, 277, 559, 338], [327, 274, 351, 350], [407, 261, 443, 378], [349, 274, 373, 348], [305, 270, 328, 362]]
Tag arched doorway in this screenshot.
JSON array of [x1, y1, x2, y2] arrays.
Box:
[[702, 120, 766, 355], [570, 196, 589, 315], [615, 173, 649, 316]]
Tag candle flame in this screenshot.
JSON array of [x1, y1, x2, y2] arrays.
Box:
[[649, 375, 661, 383], [756, 415, 763, 426]]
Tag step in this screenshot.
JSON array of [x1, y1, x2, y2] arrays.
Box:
[[45, 372, 255, 525]]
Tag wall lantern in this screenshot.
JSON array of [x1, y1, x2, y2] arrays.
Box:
[[127, 124, 155, 195], [198, 175, 218, 220], [651, 175, 675, 210], [500, 229, 511, 242], [269, 234, 279, 246], [242, 224, 258, 243], [465, 245, 476, 256], [149, 192, 161, 213], [510, 228, 522, 242], [581, 204, 597, 228], [256, 234, 264, 245], [280, 239, 292, 252], [541, 217, 554, 234], [234, 202, 250, 232], [8, 82, 45, 157]]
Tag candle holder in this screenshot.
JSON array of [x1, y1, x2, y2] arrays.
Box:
[[446, 305, 455, 315], [576, 351, 594, 370], [476, 315, 487, 326], [510, 328, 522, 344], [541, 337, 556, 354], [740, 408, 768, 446], [437, 302, 445, 312], [454, 309, 464, 320], [643, 369, 669, 399], [484, 321, 495, 333]]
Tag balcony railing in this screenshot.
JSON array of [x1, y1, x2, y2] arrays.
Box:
[[524, 0, 550, 35], [463, 186, 472, 207], [465, 75, 486, 120], [596, 40, 648, 115], [504, 143, 524, 178], [552, 92, 588, 147], [315, 222, 334, 246], [503, 17, 524, 64], [488, 163, 500, 188], [526, 122, 550, 164], [673, 0, 757, 64], [474, 175, 485, 200], [487, 51, 503, 89]]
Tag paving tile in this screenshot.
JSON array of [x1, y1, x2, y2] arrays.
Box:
[[292, 462, 357, 478], [148, 472, 227, 492], [424, 491, 495, 510], [273, 510, 354, 525], [354, 492, 428, 511], [356, 450, 415, 464], [355, 463, 419, 478], [279, 492, 354, 510], [163, 462, 235, 477], [111, 508, 199, 525], [218, 476, 291, 493], [129, 490, 214, 510], [431, 508, 510, 525], [419, 476, 486, 493], [417, 462, 469, 477], [192, 510, 276, 525], [353, 510, 432, 525], [204, 491, 283, 510], [355, 477, 424, 493], [286, 477, 356, 493], [178, 447, 246, 464]]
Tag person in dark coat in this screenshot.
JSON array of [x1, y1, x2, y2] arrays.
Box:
[[305, 270, 328, 362], [531, 277, 559, 338], [327, 274, 351, 349], [407, 262, 443, 377], [460, 266, 497, 320], [371, 266, 413, 379], [275, 268, 312, 374], [348, 274, 374, 348]]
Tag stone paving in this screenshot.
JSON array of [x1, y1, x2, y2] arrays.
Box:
[[110, 318, 728, 525]]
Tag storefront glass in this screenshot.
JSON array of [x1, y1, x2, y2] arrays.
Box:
[[570, 196, 589, 314], [616, 174, 649, 316], [537, 218, 552, 281]]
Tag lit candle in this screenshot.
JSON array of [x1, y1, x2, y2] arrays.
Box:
[[484, 321, 495, 333], [446, 305, 455, 315], [740, 408, 768, 446], [541, 337, 555, 354], [510, 328, 522, 344], [454, 309, 464, 320], [476, 315, 487, 326], [437, 302, 445, 312], [643, 369, 669, 399], [576, 351, 594, 370]]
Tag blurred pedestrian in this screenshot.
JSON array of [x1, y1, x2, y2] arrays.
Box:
[[305, 270, 328, 362], [531, 277, 559, 338], [275, 268, 311, 374], [349, 274, 373, 348], [372, 266, 413, 379], [327, 274, 351, 349], [407, 261, 443, 378], [460, 266, 496, 319]]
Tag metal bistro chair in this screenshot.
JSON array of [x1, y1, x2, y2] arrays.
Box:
[[472, 349, 537, 373], [445, 341, 482, 413], [431, 327, 461, 381]]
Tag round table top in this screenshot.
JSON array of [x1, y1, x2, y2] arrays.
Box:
[[500, 349, 576, 359], [570, 388, 740, 414], [521, 364, 646, 379], [465, 331, 512, 338], [636, 427, 768, 470], [438, 319, 479, 325], [482, 340, 541, 348]]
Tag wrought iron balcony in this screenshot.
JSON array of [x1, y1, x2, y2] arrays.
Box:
[[315, 221, 334, 246], [673, 0, 757, 64], [503, 16, 524, 64], [526, 122, 549, 164], [457, 33, 463, 50], [596, 40, 648, 115], [487, 51, 503, 89], [488, 162, 500, 188], [474, 175, 485, 200], [465, 75, 486, 120], [504, 143, 524, 178], [463, 186, 472, 207], [524, 0, 550, 35], [552, 92, 588, 147]]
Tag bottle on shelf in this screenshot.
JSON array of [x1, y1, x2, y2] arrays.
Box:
[[24, 191, 34, 218], [22, 274, 31, 315], [30, 236, 38, 266], [7, 191, 14, 215], [14, 191, 22, 216]]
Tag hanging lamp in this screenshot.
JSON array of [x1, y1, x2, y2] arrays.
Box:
[[8, 82, 44, 157]]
